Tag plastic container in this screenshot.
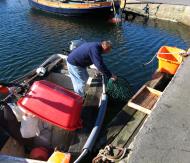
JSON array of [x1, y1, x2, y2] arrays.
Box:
[[17, 80, 83, 131], [47, 151, 71, 163], [157, 46, 185, 75], [20, 115, 40, 138], [7, 103, 23, 122]]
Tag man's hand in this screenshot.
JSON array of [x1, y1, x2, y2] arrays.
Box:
[[180, 48, 190, 57], [111, 74, 117, 81], [180, 52, 189, 57]]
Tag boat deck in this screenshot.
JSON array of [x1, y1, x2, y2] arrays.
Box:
[[94, 71, 172, 160], [0, 75, 102, 162], [0, 56, 104, 162]]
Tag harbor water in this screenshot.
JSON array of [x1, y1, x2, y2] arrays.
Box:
[[1, 0, 190, 161], [1, 0, 190, 93]]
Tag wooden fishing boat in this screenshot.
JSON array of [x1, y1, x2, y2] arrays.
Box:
[[127, 46, 186, 114], [28, 0, 117, 17], [0, 52, 108, 162]]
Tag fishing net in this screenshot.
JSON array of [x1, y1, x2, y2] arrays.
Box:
[[106, 77, 133, 101]]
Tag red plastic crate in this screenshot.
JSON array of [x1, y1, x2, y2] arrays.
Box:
[[17, 80, 83, 131]]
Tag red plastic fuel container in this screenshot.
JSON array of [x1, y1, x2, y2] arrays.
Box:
[[17, 80, 83, 131]]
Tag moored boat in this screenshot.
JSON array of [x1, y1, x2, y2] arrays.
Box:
[[0, 50, 108, 162], [28, 0, 117, 17]]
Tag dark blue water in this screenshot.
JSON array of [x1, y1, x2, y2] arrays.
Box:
[[1, 0, 190, 92]]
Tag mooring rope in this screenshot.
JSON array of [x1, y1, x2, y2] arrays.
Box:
[[143, 53, 157, 66], [143, 51, 185, 66], [92, 144, 127, 163]]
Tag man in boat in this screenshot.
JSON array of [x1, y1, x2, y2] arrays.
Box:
[[67, 40, 117, 97]]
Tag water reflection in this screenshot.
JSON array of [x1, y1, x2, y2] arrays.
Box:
[[28, 9, 126, 49], [125, 13, 190, 47], [0, 0, 6, 4]]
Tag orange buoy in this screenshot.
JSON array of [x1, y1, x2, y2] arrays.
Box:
[[30, 147, 50, 161], [0, 86, 9, 95], [110, 17, 122, 23], [108, 14, 122, 24]]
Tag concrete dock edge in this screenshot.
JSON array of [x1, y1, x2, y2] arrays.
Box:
[[121, 2, 190, 26], [120, 57, 190, 163]]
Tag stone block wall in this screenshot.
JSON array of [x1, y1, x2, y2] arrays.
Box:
[[121, 2, 190, 26]]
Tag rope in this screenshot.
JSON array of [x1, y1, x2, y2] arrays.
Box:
[[111, 0, 117, 17], [92, 144, 127, 163], [143, 53, 157, 66], [106, 76, 133, 101], [143, 51, 185, 66]]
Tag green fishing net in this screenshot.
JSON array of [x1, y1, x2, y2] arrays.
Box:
[[106, 77, 133, 101]]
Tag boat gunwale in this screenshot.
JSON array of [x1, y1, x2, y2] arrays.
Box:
[[31, 0, 112, 9]]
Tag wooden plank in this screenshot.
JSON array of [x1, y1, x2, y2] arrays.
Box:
[[128, 101, 151, 114], [68, 86, 98, 154], [129, 85, 147, 102], [141, 92, 155, 108], [95, 105, 137, 150], [141, 91, 158, 109], [51, 126, 75, 151], [147, 72, 173, 92], [0, 137, 25, 158], [147, 86, 162, 96], [68, 130, 89, 162], [146, 72, 164, 87], [128, 86, 162, 114], [111, 111, 146, 147], [146, 94, 157, 109], [68, 75, 102, 159]]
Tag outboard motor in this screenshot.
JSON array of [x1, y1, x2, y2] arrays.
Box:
[[69, 39, 86, 51]]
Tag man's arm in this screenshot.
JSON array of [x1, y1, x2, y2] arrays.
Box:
[[89, 48, 112, 78]]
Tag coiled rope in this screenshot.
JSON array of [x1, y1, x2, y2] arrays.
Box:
[[92, 144, 127, 163]]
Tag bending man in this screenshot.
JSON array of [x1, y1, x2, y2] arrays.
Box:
[[67, 40, 117, 97]]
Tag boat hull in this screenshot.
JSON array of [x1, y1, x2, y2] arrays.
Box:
[[28, 0, 113, 17]]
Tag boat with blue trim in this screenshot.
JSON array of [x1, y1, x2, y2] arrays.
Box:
[[28, 0, 117, 17]]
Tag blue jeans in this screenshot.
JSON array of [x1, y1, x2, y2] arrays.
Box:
[[66, 61, 89, 97]]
